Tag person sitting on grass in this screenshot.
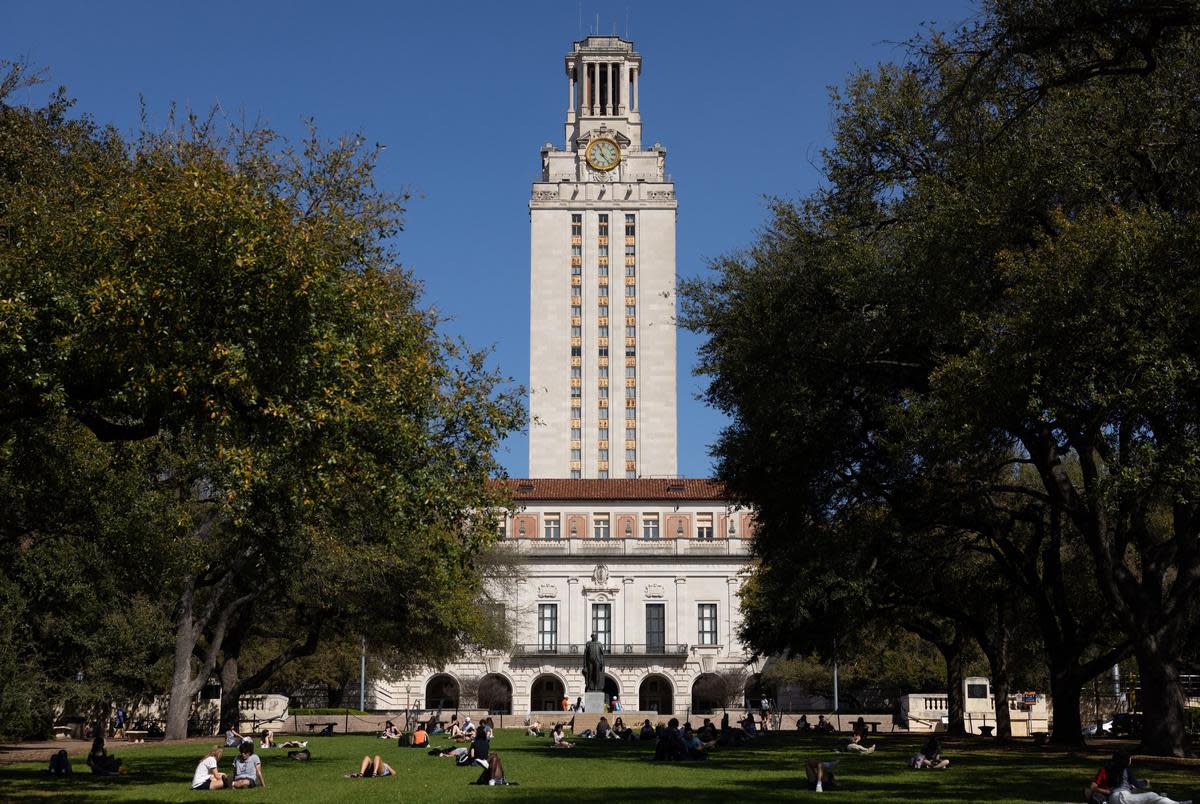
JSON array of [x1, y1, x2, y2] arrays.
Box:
[[804, 759, 837, 793], [231, 741, 267, 789], [845, 731, 876, 754], [1092, 749, 1192, 804], [191, 746, 227, 790], [527, 718, 544, 737], [225, 726, 244, 747], [797, 714, 812, 732], [471, 752, 511, 786], [815, 714, 834, 734], [347, 755, 394, 778], [259, 729, 276, 749], [551, 723, 574, 749], [639, 719, 655, 740], [86, 736, 122, 775], [742, 712, 761, 737], [654, 718, 688, 761], [596, 716, 613, 739], [449, 719, 466, 740], [411, 723, 429, 748], [697, 720, 718, 751], [682, 724, 709, 760], [381, 720, 399, 739], [612, 717, 631, 740], [910, 735, 950, 769]]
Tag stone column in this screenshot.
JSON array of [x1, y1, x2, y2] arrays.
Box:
[[622, 577, 634, 647], [674, 577, 686, 647], [726, 577, 739, 648], [632, 66, 639, 112], [582, 61, 590, 115], [619, 61, 628, 115], [608, 62, 616, 115], [568, 577, 579, 646], [568, 60, 576, 114]]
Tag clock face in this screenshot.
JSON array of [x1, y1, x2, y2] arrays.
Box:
[[586, 138, 621, 171]]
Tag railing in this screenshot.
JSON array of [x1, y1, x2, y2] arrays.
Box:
[[511, 643, 689, 659], [497, 537, 748, 557]]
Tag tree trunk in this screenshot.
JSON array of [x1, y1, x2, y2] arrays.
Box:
[[939, 629, 968, 737], [1134, 643, 1189, 757], [1047, 657, 1085, 747], [165, 586, 204, 740], [989, 648, 1013, 740], [218, 632, 243, 735]]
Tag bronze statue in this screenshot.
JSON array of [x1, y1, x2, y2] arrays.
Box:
[[583, 632, 605, 691]]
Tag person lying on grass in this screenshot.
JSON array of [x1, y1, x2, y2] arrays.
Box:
[[844, 731, 876, 754], [231, 741, 266, 789], [1089, 749, 1193, 804], [346, 755, 394, 778], [191, 746, 227, 790]]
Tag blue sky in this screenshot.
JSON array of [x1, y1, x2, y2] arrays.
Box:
[[1, 0, 977, 477]]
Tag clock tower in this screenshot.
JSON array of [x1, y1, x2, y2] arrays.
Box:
[[529, 36, 678, 479]]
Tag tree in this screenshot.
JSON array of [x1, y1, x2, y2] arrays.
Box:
[[0, 66, 523, 738], [682, 2, 1200, 755]]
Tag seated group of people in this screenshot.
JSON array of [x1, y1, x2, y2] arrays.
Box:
[[653, 717, 712, 761], [426, 716, 510, 785], [795, 713, 839, 734], [191, 741, 267, 790]]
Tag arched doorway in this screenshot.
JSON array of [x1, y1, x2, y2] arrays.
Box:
[[425, 674, 459, 710], [691, 673, 724, 715], [603, 674, 621, 708], [530, 674, 565, 711], [478, 673, 513, 715], [639, 674, 674, 714]]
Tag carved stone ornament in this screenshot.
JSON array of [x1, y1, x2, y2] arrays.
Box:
[[647, 190, 675, 200], [537, 584, 558, 598], [592, 564, 610, 585], [645, 583, 665, 599], [532, 189, 558, 200]]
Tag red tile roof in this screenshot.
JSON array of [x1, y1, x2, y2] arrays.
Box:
[[495, 478, 728, 501]]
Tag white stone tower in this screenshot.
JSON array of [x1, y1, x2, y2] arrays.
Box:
[[529, 36, 678, 479]]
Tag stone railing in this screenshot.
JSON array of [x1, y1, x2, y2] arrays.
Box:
[[498, 537, 748, 558]]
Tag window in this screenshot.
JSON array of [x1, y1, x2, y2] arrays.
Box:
[[598, 366, 608, 379], [544, 514, 561, 541], [598, 264, 608, 277], [538, 604, 558, 650], [571, 448, 581, 460], [599, 387, 608, 399], [572, 263, 582, 276], [696, 512, 714, 540], [625, 303, 636, 316], [598, 427, 608, 440], [598, 244, 608, 256], [571, 346, 582, 357], [626, 470, 636, 479], [592, 603, 612, 649], [598, 449, 608, 460], [571, 386, 581, 398], [571, 427, 581, 440], [571, 325, 581, 337], [599, 326, 609, 337], [598, 470, 608, 479], [698, 604, 718, 645], [642, 513, 659, 540], [572, 305, 582, 317], [598, 347, 609, 357], [626, 325, 636, 337], [626, 427, 636, 439], [570, 469, 581, 479], [594, 515, 610, 540], [626, 407, 636, 420], [485, 602, 506, 634], [571, 366, 581, 379], [572, 244, 582, 256], [599, 284, 608, 297], [496, 517, 507, 540], [625, 347, 636, 357], [571, 406, 581, 419], [625, 264, 635, 276], [626, 366, 636, 378], [626, 386, 636, 398], [646, 604, 665, 652], [598, 305, 608, 317], [625, 244, 635, 255], [625, 284, 636, 297]]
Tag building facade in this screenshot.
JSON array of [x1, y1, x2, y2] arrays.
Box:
[[376, 37, 753, 722]]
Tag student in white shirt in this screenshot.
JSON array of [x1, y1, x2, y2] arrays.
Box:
[[191, 746, 227, 790]]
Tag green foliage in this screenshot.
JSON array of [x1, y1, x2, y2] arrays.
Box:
[[681, 2, 1200, 754], [0, 62, 523, 738]]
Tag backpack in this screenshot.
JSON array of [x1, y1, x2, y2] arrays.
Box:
[[287, 749, 311, 761]]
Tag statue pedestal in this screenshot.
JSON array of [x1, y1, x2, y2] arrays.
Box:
[[582, 691, 607, 714]]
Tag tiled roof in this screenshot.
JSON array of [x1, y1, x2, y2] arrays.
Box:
[[496, 477, 728, 501]]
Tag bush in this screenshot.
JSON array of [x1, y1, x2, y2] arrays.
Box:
[[290, 708, 368, 716]]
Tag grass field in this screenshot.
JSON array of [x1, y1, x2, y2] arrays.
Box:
[[2, 731, 1196, 803]]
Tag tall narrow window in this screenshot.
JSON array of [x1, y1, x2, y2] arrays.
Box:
[[698, 604, 718, 645], [544, 514, 561, 541], [642, 513, 659, 540], [646, 603, 665, 652], [538, 604, 558, 651], [696, 513, 714, 540], [594, 514, 610, 540], [592, 603, 612, 649]]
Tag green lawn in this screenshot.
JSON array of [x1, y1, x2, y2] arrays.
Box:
[[2, 731, 1196, 803]]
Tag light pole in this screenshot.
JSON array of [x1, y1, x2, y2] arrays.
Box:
[[359, 636, 366, 712]]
